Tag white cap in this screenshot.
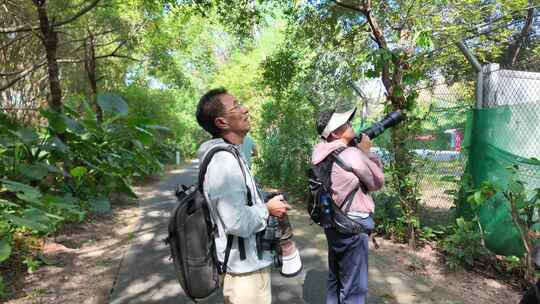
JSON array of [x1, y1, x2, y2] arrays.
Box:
[[321, 107, 357, 139]]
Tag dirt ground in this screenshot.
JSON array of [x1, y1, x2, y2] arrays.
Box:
[[2, 169, 524, 304], [370, 237, 522, 303], [3, 199, 141, 304]]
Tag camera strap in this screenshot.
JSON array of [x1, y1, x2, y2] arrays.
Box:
[[234, 146, 252, 261]]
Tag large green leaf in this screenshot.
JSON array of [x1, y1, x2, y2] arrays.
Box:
[[97, 93, 129, 116], [70, 166, 88, 178], [89, 197, 111, 213], [5, 213, 49, 232], [1, 179, 41, 199], [44, 136, 69, 154], [18, 163, 49, 181], [63, 115, 84, 135], [0, 199, 19, 208], [134, 127, 153, 145], [11, 128, 39, 145], [41, 110, 67, 134], [0, 239, 11, 262]]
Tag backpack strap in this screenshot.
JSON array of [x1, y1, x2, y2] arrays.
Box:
[[326, 147, 369, 213], [219, 235, 234, 274], [198, 145, 252, 263], [330, 148, 369, 194]]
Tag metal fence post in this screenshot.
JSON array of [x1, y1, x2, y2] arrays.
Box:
[[482, 64, 500, 108], [456, 41, 483, 109]]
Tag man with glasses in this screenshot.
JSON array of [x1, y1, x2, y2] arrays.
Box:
[[312, 108, 385, 304], [195, 88, 290, 304]]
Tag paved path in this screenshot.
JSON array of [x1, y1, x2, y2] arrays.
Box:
[[110, 161, 469, 304]]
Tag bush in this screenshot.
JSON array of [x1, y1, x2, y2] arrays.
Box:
[[0, 93, 171, 266], [120, 85, 205, 159], [440, 217, 489, 270]]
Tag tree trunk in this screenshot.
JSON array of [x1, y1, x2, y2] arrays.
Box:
[[507, 191, 535, 283], [502, 5, 535, 68], [34, 0, 62, 114], [84, 30, 102, 122], [351, 0, 420, 249]]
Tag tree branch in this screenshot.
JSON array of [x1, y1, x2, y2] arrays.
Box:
[[58, 40, 140, 64], [0, 60, 47, 91], [0, 33, 32, 51], [52, 0, 102, 28], [0, 0, 102, 33], [332, 0, 364, 13], [502, 5, 536, 68]]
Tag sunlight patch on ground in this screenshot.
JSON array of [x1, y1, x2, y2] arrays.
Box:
[[301, 247, 326, 257]]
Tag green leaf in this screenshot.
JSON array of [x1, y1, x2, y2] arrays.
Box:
[[70, 166, 88, 178], [45, 136, 69, 154], [134, 127, 153, 145], [89, 197, 111, 213], [63, 115, 84, 135], [5, 214, 49, 232], [97, 93, 129, 116], [1, 179, 41, 199], [41, 110, 67, 134], [18, 163, 49, 180], [473, 191, 483, 204], [0, 199, 19, 208], [118, 177, 137, 198], [144, 124, 171, 133], [509, 181, 525, 195], [365, 69, 379, 78], [131, 139, 144, 150], [416, 31, 434, 49], [12, 128, 39, 145], [0, 239, 11, 262]]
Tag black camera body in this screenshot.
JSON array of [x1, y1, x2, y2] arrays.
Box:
[[350, 110, 404, 146], [256, 191, 292, 266]]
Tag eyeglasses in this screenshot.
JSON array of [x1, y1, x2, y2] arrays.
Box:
[[221, 101, 245, 115]]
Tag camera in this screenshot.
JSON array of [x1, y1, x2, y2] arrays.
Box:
[[350, 110, 404, 146], [256, 191, 302, 277]]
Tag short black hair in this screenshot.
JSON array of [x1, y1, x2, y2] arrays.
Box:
[[196, 88, 228, 137], [316, 110, 334, 137]]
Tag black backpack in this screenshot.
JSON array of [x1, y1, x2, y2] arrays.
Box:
[[165, 145, 246, 301], [307, 147, 369, 235]]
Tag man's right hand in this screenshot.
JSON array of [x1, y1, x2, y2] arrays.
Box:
[[266, 195, 291, 218], [357, 133, 372, 154]]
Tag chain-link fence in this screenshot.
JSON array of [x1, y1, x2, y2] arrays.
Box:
[[412, 79, 473, 226], [413, 64, 540, 232], [457, 64, 540, 256], [352, 78, 473, 226]]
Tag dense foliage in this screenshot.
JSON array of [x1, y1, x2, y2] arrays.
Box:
[[0, 94, 168, 263], [1, 0, 540, 295]]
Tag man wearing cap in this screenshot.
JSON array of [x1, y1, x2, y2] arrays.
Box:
[[311, 107, 385, 304]]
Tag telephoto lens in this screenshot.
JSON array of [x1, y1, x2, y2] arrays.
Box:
[[262, 191, 303, 277], [351, 110, 404, 146]]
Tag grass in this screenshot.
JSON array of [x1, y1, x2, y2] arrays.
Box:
[[0, 275, 7, 300], [383, 157, 465, 226], [25, 287, 47, 299]]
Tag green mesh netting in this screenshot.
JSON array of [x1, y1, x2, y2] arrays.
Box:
[[458, 103, 540, 256]]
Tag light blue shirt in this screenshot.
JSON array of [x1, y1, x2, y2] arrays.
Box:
[[240, 136, 256, 168]]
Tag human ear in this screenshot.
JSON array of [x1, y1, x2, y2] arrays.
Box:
[[215, 117, 229, 130]]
